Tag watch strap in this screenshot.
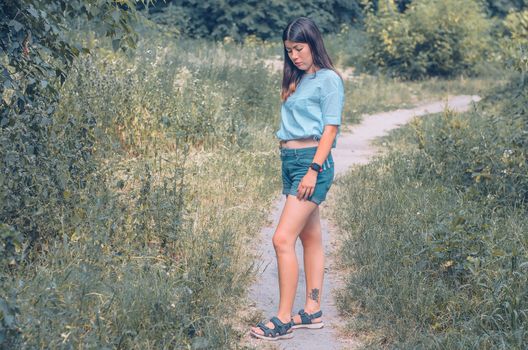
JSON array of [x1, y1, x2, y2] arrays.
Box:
[[309, 162, 323, 173]]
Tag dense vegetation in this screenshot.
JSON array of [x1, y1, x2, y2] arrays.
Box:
[[360, 0, 492, 79], [1, 0, 527, 348], [144, 0, 527, 41], [1, 1, 283, 345], [331, 11, 528, 349], [330, 4, 527, 348], [1, 0, 141, 246], [145, 0, 364, 40], [332, 73, 527, 349]]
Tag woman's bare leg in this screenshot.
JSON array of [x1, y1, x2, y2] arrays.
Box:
[[293, 206, 324, 324], [251, 194, 317, 334]]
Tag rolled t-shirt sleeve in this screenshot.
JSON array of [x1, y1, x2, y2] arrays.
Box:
[[320, 74, 345, 126]]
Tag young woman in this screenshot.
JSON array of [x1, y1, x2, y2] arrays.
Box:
[[250, 17, 344, 340]]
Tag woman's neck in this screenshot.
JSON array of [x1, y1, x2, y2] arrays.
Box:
[[305, 64, 320, 74]]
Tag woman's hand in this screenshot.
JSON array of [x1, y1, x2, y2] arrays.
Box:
[[297, 168, 318, 200]]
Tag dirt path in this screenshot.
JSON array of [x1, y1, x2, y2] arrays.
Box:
[[248, 95, 481, 350]]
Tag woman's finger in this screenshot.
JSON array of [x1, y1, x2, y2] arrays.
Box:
[[301, 185, 311, 200], [297, 185, 305, 200], [301, 185, 312, 200], [308, 187, 315, 199]]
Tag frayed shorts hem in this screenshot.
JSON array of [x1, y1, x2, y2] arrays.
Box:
[[282, 190, 323, 205]]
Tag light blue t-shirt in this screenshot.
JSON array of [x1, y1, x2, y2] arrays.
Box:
[[276, 68, 345, 148]]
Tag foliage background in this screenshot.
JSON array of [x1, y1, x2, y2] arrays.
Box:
[[145, 0, 364, 40], [359, 0, 492, 79], [1, 0, 528, 348]]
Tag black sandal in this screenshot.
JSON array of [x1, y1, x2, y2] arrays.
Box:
[[291, 309, 324, 329], [250, 316, 294, 340]]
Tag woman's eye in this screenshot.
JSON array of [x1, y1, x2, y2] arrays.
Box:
[[285, 46, 303, 53]]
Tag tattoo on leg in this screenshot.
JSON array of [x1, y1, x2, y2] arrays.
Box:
[[309, 288, 320, 302]]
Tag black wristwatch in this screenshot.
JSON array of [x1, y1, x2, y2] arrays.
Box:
[[309, 162, 323, 173]]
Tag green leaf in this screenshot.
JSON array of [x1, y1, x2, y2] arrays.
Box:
[[27, 5, 39, 18], [111, 10, 121, 23], [112, 39, 121, 51], [125, 36, 136, 49], [8, 20, 23, 32], [3, 80, 13, 89], [2, 68, 11, 80], [70, 46, 80, 56]]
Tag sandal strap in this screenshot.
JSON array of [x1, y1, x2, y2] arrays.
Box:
[[298, 309, 323, 324], [255, 317, 292, 338], [256, 321, 274, 337], [270, 316, 292, 335]]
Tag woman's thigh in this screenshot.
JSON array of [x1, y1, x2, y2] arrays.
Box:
[[274, 195, 318, 244], [299, 206, 321, 243]]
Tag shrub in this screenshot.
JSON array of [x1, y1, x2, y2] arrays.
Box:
[[361, 0, 492, 79]]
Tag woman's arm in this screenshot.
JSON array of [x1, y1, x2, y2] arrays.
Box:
[[297, 124, 338, 200]]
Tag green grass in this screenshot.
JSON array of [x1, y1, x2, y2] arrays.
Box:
[[342, 73, 507, 125], [2, 34, 282, 349], [330, 76, 527, 349], [12, 136, 280, 349]]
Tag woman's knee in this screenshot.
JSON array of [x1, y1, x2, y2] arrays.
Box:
[[272, 232, 294, 254]]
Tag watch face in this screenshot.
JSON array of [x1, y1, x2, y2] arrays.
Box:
[[310, 162, 321, 172]]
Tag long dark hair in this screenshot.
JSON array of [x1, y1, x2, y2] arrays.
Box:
[[281, 17, 339, 101]]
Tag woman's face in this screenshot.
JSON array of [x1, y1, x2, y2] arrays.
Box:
[[284, 40, 316, 73]]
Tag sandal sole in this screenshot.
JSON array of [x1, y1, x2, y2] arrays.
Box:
[[249, 330, 294, 341], [291, 322, 324, 330]]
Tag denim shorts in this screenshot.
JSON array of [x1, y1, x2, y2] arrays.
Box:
[[280, 146, 335, 205]]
